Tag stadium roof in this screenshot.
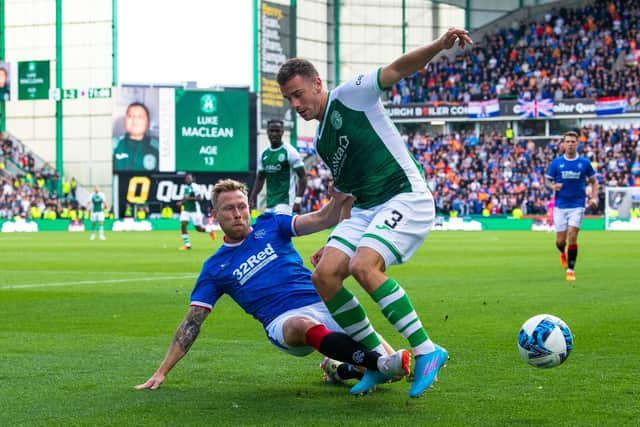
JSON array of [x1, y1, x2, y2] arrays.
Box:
[[432, 0, 559, 9]]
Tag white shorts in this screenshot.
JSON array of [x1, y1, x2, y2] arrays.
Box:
[[90, 212, 105, 222], [180, 210, 203, 227], [554, 207, 585, 232], [266, 204, 293, 215], [327, 191, 435, 268], [264, 302, 343, 357]]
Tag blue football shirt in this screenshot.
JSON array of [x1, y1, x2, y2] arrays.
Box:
[[190, 213, 321, 327], [546, 155, 596, 209]]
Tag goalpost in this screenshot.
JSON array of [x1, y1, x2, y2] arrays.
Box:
[[605, 186, 640, 230]]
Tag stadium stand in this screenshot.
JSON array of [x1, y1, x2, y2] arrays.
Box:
[[386, 0, 640, 104], [297, 0, 640, 218], [302, 125, 640, 217], [0, 132, 85, 221]]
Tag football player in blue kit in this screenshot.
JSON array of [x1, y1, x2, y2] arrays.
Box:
[[546, 131, 599, 281], [136, 179, 410, 392]]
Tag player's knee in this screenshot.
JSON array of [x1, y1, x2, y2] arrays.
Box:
[[311, 266, 342, 297], [311, 267, 329, 288], [350, 257, 375, 284], [283, 317, 313, 347]]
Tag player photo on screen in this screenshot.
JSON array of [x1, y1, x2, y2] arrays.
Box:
[[112, 88, 160, 172]]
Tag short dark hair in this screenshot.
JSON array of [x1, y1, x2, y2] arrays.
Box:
[[267, 118, 284, 127], [564, 131, 579, 139], [276, 58, 319, 86], [127, 102, 149, 119]]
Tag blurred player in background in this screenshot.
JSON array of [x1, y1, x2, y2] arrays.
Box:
[[249, 119, 307, 214], [135, 179, 409, 391], [177, 173, 216, 250], [277, 27, 472, 397], [87, 185, 108, 241], [546, 131, 598, 281]]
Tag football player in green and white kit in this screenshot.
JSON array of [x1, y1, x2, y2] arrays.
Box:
[[277, 28, 472, 398], [249, 119, 307, 214], [87, 185, 108, 241], [177, 173, 216, 250]]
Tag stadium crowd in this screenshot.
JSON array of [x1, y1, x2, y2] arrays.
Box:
[[0, 172, 86, 220], [302, 125, 640, 217], [4, 0, 640, 222], [3, 123, 639, 220], [386, 0, 640, 104], [0, 132, 102, 221], [0, 138, 85, 221]]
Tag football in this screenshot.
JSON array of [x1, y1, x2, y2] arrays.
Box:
[[517, 314, 573, 368]]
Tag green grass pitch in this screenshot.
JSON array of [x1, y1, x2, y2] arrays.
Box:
[[1, 230, 638, 426]]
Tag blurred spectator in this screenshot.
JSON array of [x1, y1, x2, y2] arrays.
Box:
[[384, 0, 640, 105], [301, 124, 639, 217], [70, 177, 78, 199]]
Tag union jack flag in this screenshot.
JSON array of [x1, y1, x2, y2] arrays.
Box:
[[518, 98, 554, 119]]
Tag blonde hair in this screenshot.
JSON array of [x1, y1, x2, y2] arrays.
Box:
[[211, 179, 248, 209]]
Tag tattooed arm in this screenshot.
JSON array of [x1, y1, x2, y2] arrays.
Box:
[[135, 305, 210, 390]]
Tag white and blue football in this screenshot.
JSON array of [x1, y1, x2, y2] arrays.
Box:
[[518, 314, 573, 368]]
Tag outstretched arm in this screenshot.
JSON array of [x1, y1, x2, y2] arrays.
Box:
[[295, 187, 353, 236], [379, 28, 472, 89], [249, 173, 266, 210], [309, 196, 352, 267], [135, 305, 210, 390]]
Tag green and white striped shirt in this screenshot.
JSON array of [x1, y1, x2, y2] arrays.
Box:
[[314, 68, 427, 209]]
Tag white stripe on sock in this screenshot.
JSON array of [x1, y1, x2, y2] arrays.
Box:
[[344, 318, 370, 336], [332, 297, 361, 316], [376, 287, 404, 309], [394, 310, 417, 331], [401, 320, 423, 339], [352, 325, 376, 343], [413, 340, 436, 356]]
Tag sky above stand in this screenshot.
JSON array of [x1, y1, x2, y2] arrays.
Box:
[[118, 1, 253, 88]]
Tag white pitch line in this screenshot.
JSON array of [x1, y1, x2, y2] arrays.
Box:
[[0, 274, 198, 290], [0, 270, 187, 275]]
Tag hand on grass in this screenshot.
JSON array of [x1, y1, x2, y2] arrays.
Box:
[[135, 372, 165, 390]]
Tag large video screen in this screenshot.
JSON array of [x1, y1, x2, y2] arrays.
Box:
[[113, 87, 250, 173]]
